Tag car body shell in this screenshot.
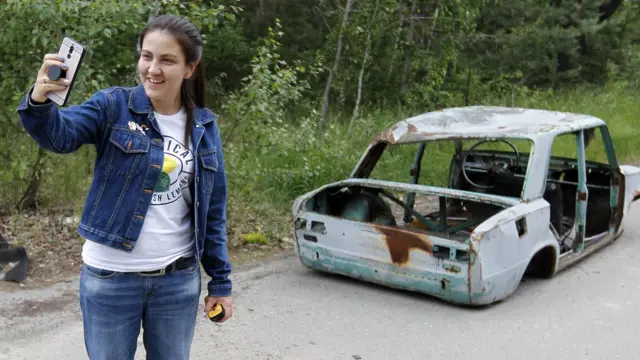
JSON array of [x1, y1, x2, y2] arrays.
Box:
[[291, 106, 640, 306]]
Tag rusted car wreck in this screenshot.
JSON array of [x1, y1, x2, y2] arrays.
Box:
[[292, 106, 640, 305]]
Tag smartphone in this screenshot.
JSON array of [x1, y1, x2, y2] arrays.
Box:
[[46, 37, 86, 107]]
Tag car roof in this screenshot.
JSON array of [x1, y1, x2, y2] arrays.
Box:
[[375, 106, 606, 144]]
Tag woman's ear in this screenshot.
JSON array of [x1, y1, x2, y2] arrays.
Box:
[[185, 61, 198, 79]]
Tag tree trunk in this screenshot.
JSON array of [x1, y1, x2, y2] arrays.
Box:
[[16, 147, 47, 211], [350, 30, 371, 128], [464, 67, 472, 106], [425, 7, 439, 55], [415, 6, 440, 82], [317, 0, 355, 132], [351, 0, 379, 128], [399, 0, 417, 105], [386, 4, 405, 82]]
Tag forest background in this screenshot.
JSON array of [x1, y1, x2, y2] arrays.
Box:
[[1, 0, 638, 285]]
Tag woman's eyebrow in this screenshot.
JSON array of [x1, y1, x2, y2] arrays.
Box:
[[141, 50, 179, 59]]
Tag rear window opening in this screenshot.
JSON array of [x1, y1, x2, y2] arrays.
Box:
[[302, 185, 510, 241]]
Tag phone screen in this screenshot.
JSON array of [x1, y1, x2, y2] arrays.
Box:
[[47, 37, 85, 106]]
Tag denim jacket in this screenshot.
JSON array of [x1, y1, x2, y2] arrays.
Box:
[[16, 85, 231, 297]]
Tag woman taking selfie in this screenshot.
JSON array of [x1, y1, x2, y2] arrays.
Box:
[[16, 14, 232, 360]]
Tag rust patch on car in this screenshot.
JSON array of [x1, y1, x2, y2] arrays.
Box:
[[407, 124, 418, 133], [373, 225, 432, 265], [440, 278, 450, 290], [578, 191, 587, 201], [373, 131, 397, 145], [467, 242, 476, 303], [444, 264, 461, 273]]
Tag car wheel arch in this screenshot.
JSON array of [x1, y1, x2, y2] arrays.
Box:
[[524, 243, 559, 279]]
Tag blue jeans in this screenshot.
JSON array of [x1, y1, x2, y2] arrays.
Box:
[[79, 259, 201, 360]]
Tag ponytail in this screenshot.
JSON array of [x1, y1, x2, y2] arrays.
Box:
[[181, 60, 206, 146]]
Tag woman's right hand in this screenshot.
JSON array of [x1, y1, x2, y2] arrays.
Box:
[[31, 53, 70, 103]]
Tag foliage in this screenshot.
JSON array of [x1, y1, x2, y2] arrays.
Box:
[[223, 19, 321, 129], [0, 0, 638, 248], [240, 231, 269, 245], [0, 0, 238, 209], [467, 0, 638, 87]]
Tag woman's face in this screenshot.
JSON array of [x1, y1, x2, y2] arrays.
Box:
[[137, 30, 195, 112]]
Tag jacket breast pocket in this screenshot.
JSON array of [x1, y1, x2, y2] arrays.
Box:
[[108, 128, 150, 178], [199, 148, 218, 195]]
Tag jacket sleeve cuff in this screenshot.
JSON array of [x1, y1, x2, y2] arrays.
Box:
[[17, 86, 54, 111], [207, 279, 232, 298], [16, 87, 56, 126], [28, 96, 52, 107]]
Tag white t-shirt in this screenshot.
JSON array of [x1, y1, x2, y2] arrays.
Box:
[[82, 107, 195, 272]]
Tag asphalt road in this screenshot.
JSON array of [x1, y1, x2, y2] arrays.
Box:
[[1, 204, 640, 359]]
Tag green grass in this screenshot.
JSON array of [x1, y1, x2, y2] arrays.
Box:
[[226, 81, 640, 210], [485, 81, 640, 164], [2, 81, 639, 243]]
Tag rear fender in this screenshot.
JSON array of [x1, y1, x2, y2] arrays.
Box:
[[471, 199, 559, 294], [620, 165, 640, 215]]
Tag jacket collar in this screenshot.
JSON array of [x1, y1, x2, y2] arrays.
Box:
[[127, 84, 217, 125]]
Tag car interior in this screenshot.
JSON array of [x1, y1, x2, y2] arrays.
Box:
[[300, 127, 620, 252], [453, 129, 619, 252]]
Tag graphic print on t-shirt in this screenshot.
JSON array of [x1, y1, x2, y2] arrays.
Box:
[[152, 136, 194, 205]]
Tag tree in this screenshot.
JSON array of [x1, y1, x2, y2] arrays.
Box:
[[318, 0, 355, 132]]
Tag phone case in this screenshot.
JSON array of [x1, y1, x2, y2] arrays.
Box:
[[46, 37, 86, 107]]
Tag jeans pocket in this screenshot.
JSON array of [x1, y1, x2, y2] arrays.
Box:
[[83, 263, 117, 279], [178, 263, 198, 275]]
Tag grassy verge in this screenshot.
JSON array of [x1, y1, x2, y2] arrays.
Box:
[[226, 81, 640, 223]]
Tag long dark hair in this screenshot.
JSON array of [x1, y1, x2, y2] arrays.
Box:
[[138, 14, 206, 146]]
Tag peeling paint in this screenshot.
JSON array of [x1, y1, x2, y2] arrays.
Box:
[[371, 106, 605, 145], [297, 241, 484, 305], [444, 264, 461, 273]]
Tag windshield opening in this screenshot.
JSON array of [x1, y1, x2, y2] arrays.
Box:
[[366, 137, 534, 199]]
